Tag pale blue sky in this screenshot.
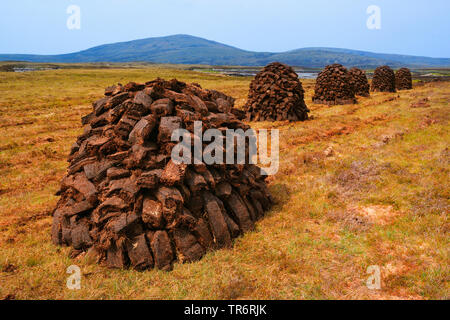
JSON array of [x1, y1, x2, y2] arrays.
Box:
[[1, 0, 449, 57]]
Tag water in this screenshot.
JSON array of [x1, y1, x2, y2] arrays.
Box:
[[12, 66, 320, 78], [13, 67, 57, 72], [195, 68, 319, 79], [296, 72, 318, 79]]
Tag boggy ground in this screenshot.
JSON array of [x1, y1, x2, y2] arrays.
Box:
[[0, 66, 448, 299]]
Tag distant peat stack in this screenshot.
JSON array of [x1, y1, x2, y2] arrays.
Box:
[[371, 66, 396, 92], [349, 67, 370, 97], [312, 64, 357, 105], [395, 68, 413, 90], [244, 62, 309, 122]]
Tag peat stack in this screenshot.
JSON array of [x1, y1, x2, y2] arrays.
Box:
[[395, 68, 413, 90], [371, 66, 396, 92], [349, 67, 370, 97], [244, 62, 309, 121], [312, 64, 357, 105], [52, 78, 273, 271]]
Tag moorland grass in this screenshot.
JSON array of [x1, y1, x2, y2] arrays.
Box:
[[0, 66, 448, 300]]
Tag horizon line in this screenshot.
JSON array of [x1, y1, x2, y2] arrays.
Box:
[[1, 34, 449, 60]]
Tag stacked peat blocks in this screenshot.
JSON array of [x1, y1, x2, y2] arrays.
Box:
[[395, 68, 413, 90], [312, 64, 357, 105], [371, 66, 396, 92], [349, 67, 370, 97], [52, 78, 273, 271], [244, 62, 309, 121]]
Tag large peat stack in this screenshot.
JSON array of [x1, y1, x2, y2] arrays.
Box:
[[349, 67, 370, 97], [371, 66, 396, 92], [52, 79, 273, 271], [312, 64, 357, 105], [395, 68, 413, 90], [244, 62, 309, 121]]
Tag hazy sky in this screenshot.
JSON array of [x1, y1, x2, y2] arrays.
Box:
[[1, 0, 449, 57]]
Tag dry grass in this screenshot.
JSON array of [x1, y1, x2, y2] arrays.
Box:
[[0, 67, 448, 300]]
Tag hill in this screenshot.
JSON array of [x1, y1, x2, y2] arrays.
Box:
[[1, 34, 449, 68]]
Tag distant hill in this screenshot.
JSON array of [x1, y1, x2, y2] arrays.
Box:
[[1, 34, 449, 68]]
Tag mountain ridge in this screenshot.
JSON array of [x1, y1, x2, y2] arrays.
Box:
[[1, 34, 449, 68]]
